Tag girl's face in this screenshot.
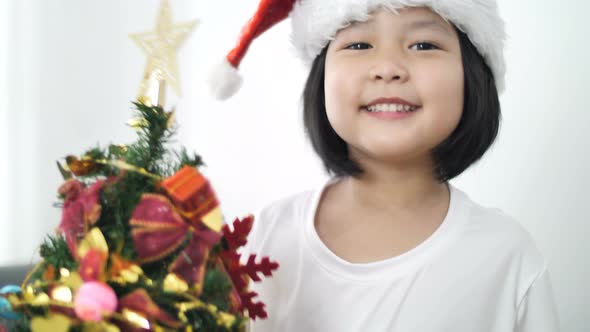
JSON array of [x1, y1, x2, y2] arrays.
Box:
[[324, 6, 464, 168]]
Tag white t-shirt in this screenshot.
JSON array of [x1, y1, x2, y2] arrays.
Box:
[[242, 178, 560, 331]]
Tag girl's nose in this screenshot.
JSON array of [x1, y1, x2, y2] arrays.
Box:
[[368, 52, 409, 83]]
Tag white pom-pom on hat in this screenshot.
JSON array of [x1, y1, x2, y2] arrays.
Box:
[[208, 58, 243, 101]]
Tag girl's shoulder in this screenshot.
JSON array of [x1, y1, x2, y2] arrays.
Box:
[[256, 188, 316, 223], [457, 186, 540, 249], [455, 189, 554, 311], [241, 187, 317, 256], [454, 186, 548, 277]]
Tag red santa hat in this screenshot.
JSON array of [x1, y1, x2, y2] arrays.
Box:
[[208, 0, 507, 100]]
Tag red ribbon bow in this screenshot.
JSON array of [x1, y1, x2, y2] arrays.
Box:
[[57, 179, 105, 258], [129, 193, 221, 287]]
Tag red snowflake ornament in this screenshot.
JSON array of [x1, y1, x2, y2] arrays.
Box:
[[220, 215, 279, 320], [223, 214, 254, 251]]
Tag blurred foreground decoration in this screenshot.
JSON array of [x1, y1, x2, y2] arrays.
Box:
[[0, 1, 278, 331]]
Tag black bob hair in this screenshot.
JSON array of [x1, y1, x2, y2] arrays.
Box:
[[302, 26, 501, 183]]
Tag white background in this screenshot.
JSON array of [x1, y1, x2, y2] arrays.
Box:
[[0, 0, 588, 330]]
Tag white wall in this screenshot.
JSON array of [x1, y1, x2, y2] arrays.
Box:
[[0, 0, 587, 330], [0, 0, 9, 258], [1, 0, 43, 264]]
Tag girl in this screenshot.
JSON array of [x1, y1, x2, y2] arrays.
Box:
[[210, 1, 560, 331]]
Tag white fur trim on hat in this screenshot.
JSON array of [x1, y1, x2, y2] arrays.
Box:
[[208, 58, 243, 101], [289, 0, 507, 93]]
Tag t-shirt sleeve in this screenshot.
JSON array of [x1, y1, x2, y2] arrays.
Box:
[[515, 267, 560, 332]]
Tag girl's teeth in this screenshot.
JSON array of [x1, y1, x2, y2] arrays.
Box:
[[365, 104, 417, 112]]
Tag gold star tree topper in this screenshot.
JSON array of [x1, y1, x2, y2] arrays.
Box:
[[130, 0, 198, 107]]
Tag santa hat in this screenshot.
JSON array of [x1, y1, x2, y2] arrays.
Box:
[[208, 0, 507, 100]]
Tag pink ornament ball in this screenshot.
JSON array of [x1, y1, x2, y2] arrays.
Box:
[[74, 281, 118, 321]]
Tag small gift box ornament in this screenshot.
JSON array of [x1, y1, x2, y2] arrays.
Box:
[[160, 166, 223, 232]]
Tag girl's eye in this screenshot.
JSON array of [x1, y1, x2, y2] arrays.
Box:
[[345, 42, 372, 50], [344, 41, 439, 51], [410, 41, 440, 51]]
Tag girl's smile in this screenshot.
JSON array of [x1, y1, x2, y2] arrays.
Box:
[[361, 96, 421, 120]]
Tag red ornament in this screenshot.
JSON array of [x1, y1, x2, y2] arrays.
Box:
[[159, 166, 220, 228], [220, 216, 279, 320], [223, 215, 254, 251], [79, 249, 107, 282]]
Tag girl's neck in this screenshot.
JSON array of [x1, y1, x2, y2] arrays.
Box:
[[343, 157, 448, 214]]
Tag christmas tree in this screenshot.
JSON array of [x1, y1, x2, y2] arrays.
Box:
[[0, 1, 278, 331]]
